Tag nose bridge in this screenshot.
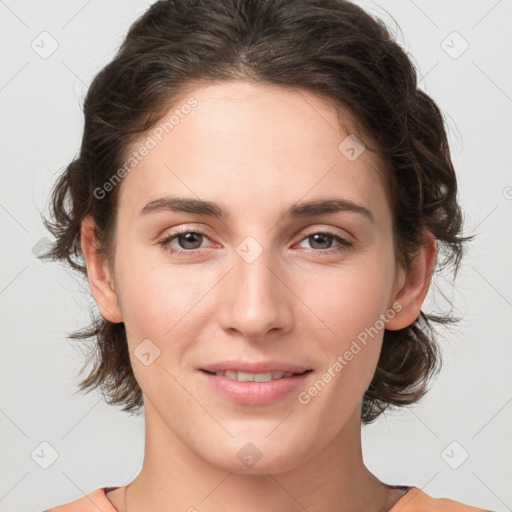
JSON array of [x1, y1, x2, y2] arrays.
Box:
[[217, 236, 291, 338], [236, 245, 278, 302]]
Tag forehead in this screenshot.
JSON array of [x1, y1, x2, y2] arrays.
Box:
[[116, 80, 390, 226]]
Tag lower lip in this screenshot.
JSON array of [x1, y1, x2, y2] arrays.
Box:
[[199, 370, 312, 406]]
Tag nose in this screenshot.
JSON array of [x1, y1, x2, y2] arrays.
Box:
[[216, 244, 294, 341]]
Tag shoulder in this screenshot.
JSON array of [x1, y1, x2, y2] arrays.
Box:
[[43, 487, 118, 512], [390, 486, 495, 512]]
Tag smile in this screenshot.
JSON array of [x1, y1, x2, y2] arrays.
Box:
[[200, 369, 313, 406], [203, 370, 303, 381]]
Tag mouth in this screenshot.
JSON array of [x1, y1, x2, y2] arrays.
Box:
[[201, 369, 313, 382], [199, 368, 314, 406]]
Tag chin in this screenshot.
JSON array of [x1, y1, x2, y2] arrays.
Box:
[[200, 435, 312, 475]]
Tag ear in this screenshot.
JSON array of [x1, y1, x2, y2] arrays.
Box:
[[80, 215, 123, 323], [386, 229, 437, 330]]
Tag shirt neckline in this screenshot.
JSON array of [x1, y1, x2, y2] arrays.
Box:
[[102, 484, 416, 512], [387, 486, 417, 511]]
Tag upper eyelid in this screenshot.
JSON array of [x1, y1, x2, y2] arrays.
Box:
[[297, 225, 352, 240]]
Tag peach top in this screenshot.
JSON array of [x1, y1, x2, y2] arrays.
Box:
[[44, 484, 494, 511]]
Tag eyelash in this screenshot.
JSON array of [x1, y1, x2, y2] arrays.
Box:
[[157, 228, 353, 257]]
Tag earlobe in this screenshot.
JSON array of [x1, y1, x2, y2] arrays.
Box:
[[386, 229, 437, 331], [80, 215, 123, 323]]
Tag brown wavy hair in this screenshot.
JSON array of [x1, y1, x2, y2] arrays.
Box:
[[40, 0, 473, 424]]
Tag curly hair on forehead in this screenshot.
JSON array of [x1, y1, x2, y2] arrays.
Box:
[[41, 0, 473, 424]]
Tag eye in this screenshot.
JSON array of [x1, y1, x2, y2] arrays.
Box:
[[296, 231, 353, 254], [158, 229, 213, 256]]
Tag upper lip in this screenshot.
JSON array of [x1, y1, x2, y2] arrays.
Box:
[[200, 360, 312, 374]]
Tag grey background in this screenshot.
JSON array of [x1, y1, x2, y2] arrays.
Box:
[[0, 0, 511, 511]]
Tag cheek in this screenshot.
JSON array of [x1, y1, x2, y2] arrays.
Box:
[[303, 254, 395, 339], [114, 250, 211, 368], [117, 270, 171, 336], [113, 240, 193, 333], [299, 249, 395, 396], [116, 264, 200, 397]]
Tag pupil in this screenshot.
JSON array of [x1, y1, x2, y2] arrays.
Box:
[[311, 233, 331, 249], [180, 232, 201, 249]]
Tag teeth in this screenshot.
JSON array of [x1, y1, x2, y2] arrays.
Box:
[[213, 370, 295, 381]]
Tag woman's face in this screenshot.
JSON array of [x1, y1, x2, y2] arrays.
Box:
[[98, 80, 409, 473]]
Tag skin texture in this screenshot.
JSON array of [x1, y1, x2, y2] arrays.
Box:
[[80, 80, 437, 512]]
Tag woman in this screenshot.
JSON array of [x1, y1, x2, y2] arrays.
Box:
[[41, 0, 493, 510]]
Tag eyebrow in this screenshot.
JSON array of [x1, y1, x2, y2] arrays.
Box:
[[138, 195, 374, 223]]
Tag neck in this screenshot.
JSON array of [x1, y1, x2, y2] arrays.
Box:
[[122, 401, 393, 512]]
